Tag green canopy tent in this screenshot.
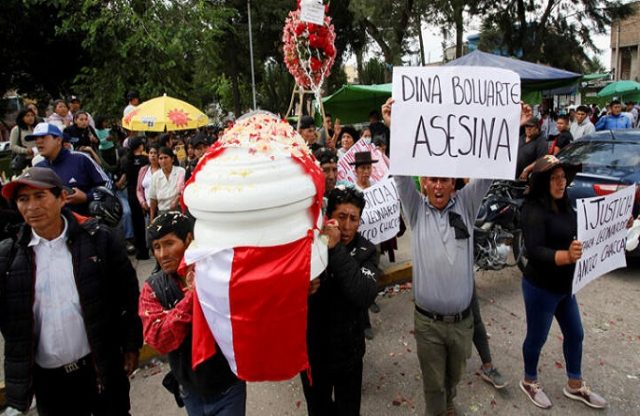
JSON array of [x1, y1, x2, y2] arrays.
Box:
[[317, 84, 391, 125], [597, 80, 640, 102], [317, 51, 582, 123]]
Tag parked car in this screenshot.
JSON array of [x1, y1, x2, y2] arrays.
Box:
[[0, 142, 11, 153], [557, 129, 640, 256]]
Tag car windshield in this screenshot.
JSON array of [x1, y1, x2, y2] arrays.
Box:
[[558, 141, 640, 175]]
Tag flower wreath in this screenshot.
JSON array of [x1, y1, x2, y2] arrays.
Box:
[[282, 4, 336, 93]]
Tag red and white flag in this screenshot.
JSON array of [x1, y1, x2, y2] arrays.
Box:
[[186, 234, 313, 381]]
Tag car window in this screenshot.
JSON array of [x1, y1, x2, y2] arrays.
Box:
[[559, 142, 640, 168]]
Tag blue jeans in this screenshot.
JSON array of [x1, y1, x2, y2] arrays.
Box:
[[522, 278, 584, 380], [181, 381, 246, 416]]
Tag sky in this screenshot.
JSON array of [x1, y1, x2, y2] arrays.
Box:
[[418, 25, 612, 71]]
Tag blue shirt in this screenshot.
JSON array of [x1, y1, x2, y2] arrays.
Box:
[[36, 148, 111, 214], [595, 113, 632, 131]]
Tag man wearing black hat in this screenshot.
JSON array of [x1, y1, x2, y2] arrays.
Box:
[[298, 115, 321, 152], [0, 167, 142, 415], [517, 117, 548, 180]]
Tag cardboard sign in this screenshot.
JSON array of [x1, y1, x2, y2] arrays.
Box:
[[300, 0, 325, 25], [572, 185, 636, 294], [337, 139, 389, 184], [390, 66, 521, 179], [358, 178, 401, 245]]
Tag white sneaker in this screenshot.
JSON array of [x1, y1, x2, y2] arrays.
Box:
[[520, 379, 552, 409], [563, 382, 607, 409]]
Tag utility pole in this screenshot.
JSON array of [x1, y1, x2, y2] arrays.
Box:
[[248, 0, 257, 110]]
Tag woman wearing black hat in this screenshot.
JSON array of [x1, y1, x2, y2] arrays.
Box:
[[349, 151, 378, 191], [519, 155, 606, 410]]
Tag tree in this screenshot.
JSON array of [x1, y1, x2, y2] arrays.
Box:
[[359, 59, 387, 85], [349, 0, 418, 65], [480, 0, 634, 70]]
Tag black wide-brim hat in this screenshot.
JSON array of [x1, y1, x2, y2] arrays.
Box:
[[349, 151, 378, 167], [528, 155, 581, 196]]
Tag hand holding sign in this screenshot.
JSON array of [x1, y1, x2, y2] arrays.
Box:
[[572, 185, 636, 294], [389, 67, 521, 180]]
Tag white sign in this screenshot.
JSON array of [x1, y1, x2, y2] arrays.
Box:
[[337, 139, 389, 184], [358, 178, 401, 245], [572, 185, 636, 294], [390, 66, 521, 179], [300, 0, 325, 25]]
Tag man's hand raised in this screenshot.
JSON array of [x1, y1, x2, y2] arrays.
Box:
[[382, 98, 394, 127]]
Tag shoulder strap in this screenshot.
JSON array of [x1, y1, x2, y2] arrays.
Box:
[[148, 272, 185, 310], [0, 238, 18, 283]]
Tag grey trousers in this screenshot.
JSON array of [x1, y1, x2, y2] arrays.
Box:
[[414, 309, 473, 416]]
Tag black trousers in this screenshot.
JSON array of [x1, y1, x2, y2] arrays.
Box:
[[34, 358, 131, 416], [127, 190, 148, 259], [300, 359, 363, 416]]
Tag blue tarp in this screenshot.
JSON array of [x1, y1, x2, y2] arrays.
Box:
[[444, 50, 582, 90]]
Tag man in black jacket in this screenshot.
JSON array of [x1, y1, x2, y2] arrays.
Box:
[[0, 167, 142, 415], [301, 186, 381, 416], [139, 212, 245, 415]]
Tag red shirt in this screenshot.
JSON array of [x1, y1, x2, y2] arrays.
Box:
[[139, 279, 194, 355]]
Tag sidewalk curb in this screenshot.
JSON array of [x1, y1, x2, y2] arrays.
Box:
[[0, 263, 413, 409]]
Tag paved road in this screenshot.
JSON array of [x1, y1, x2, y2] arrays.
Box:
[[129, 258, 640, 416]]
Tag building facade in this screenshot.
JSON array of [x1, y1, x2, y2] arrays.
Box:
[[611, 2, 640, 81]]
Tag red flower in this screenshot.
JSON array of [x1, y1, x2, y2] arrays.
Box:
[[324, 43, 336, 57], [294, 22, 306, 36], [309, 34, 323, 49], [310, 57, 322, 71], [318, 26, 328, 37], [307, 23, 318, 33]]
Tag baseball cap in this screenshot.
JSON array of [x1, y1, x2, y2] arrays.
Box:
[[2, 167, 64, 201], [25, 122, 63, 141], [68, 95, 81, 103], [191, 132, 208, 148]]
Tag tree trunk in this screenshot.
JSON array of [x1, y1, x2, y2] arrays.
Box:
[[417, 14, 426, 65], [355, 48, 364, 82], [454, 3, 464, 58], [231, 71, 241, 117]]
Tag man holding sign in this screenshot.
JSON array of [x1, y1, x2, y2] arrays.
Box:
[[518, 155, 634, 410], [384, 65, 529, 415]]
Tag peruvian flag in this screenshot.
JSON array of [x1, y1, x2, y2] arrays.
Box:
[[187, 233, 313, 381]]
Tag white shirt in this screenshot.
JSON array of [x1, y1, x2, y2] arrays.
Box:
[[31, 217, 91, 368], [570, 119, 596, 140], [148, 166, 185, 211], [123, 104, 137, 117]]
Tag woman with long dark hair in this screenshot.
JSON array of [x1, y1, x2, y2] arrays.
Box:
[[9, 108, 37, 171], [64, 111, 99, 150], [519, 155, 606, 410]]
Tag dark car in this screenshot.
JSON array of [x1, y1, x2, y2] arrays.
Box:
[[557, 129, 640, 256]]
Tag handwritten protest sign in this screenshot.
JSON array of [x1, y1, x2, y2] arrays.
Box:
[[572, 185, 636, 294], [390, 66, 521, 179], [358, 178, 400, 245], [337, 139, 389, 184]]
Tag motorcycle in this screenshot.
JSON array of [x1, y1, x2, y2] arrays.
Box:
[[474, 180, 528, 272]]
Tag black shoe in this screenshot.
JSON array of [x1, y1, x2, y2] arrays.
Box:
[[125, 242, 136, 255]]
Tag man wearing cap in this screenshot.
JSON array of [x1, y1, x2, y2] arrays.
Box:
[[517, 117, 548, 180], [69, 95, 95, 128], [27, 122, 111, 215], [298, 115, 321, 152], [0, 167, 142, 415]]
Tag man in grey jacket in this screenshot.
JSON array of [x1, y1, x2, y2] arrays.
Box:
[[381, 98, 529, 416]]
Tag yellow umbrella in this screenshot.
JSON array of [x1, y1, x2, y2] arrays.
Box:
[[122, 93, 209, 132]]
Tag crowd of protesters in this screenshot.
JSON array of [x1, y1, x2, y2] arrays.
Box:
[[0, 92, 637, 416]]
